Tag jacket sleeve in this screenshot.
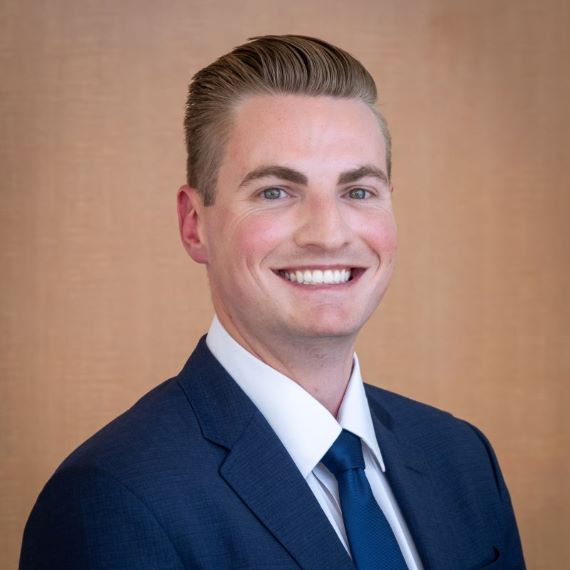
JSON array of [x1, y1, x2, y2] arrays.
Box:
[[464, 421, 526, 569], [20, 464, 185, 570]]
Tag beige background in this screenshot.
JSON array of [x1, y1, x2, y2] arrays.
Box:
[[1, 0, 568, 568]]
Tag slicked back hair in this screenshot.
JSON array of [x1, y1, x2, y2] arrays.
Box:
[[184, 35, 391, 206]]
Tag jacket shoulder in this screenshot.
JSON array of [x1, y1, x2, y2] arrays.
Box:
[[364, 384, 508, 494], [20, 377, 204, 569], [365, 384, 526, 567], [57, 377, 202, 476], [364, 383, 463, 433]]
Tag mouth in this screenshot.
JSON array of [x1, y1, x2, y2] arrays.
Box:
[[275, 267, 364, 286]]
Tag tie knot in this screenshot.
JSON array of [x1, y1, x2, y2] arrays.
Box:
[[321, 430, 365, 475]]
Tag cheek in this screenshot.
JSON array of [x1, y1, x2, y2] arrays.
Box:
[[227, 213, 289, 264], [357, 213, 398, 258]]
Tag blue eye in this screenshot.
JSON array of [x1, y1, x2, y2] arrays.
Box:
[[262, 187, 286, 200], [348, 188, 370, 199]]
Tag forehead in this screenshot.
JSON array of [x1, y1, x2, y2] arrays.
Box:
[[220, 94, 387, 179]]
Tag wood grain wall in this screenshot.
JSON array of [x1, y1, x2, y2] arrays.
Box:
[[1, 1, 568, 567]]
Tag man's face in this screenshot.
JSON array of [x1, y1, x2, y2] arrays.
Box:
[[179, 94, 397, 350]]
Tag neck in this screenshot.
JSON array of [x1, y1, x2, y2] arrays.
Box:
[[219, 317, 356, 416]]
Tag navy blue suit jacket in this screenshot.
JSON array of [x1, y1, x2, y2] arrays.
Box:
[[21, 337, 525, 569]]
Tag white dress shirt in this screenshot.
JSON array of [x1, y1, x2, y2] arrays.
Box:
[[206, 316, 423, 569]]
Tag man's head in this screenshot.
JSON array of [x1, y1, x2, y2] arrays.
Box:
[[184, 35, 391, 206], [178, 37, 396, 353]]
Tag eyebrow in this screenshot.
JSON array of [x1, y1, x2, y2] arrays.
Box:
[[238, 166, 308, 188], [238, 163, 389, 189], [337, 165, 389, 185]]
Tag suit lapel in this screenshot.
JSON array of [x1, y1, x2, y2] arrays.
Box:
[[221, 412, 354, 569], [178, 338, 354, 570], [366, 392, 462, 570]]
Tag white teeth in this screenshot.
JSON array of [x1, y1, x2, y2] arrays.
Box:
[[281, 268, 352, 285]]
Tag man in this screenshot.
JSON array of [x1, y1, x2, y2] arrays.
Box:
[[20, 35, 525, 569]]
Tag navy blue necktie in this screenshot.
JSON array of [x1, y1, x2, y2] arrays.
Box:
[[322, 430, 408, 570]]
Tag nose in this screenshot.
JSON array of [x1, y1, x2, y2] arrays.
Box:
[[293, 193, 352, 251]]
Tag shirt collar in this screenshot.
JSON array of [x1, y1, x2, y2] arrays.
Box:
[[336, 355, 385, 471], [206, 316, 386, 477]]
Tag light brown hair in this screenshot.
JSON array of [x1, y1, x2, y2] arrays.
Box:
[[184, 35, 391, 206]]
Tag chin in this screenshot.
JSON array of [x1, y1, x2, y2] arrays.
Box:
[[291, 317, 364, 341]]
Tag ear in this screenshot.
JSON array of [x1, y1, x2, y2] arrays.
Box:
[[177, 185, 209, 264]]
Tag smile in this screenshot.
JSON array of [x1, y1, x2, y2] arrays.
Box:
[[277, 268, 354, 285]]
